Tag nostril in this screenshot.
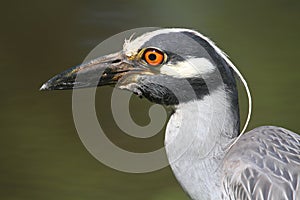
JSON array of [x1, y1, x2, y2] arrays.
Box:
[[112, 59, 121, 64]]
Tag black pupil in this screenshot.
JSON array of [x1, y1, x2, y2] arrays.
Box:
[[148, 53, 157, 61]]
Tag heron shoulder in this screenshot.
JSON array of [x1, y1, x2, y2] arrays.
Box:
[[221, 126, 300, 199]]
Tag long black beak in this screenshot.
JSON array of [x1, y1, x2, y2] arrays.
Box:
[[40, 52, 140, 91]]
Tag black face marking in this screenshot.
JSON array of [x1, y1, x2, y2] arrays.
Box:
[[141, 31, 236, 88], [181, 31, 240, 124], [111, 59, 122, 64], [181, 31, 236, 88], [142, 32, 212, 61], [133, 30, 240, 126], [134, 74, 213, 105], [164, 51, 185, 64]]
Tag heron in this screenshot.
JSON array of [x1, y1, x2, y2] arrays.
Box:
[[41, 28, 300, 200]]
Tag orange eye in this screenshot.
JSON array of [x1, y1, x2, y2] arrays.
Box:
[[143, 48, 165, 66]]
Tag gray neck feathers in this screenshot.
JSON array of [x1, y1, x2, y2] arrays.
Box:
[[164, 86, 240, 199], [137, 29, 241, 199]]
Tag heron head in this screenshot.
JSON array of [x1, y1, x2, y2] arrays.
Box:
[[41, 29, 236, 105]]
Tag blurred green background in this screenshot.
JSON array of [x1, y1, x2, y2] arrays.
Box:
[[1, 0, 299, 199]]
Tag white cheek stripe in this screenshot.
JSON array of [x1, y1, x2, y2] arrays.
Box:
[[124, 28, 252, 142], [190, 30, 252, 138], [160, 58, 215, 78]]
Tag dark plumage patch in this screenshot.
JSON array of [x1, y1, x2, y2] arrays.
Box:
[[181, 31, 236, 88], [136, 74, 212, 105], [181, 31, 240, 128], [164, 51, 186, 64], [136, 30, 240, 125]]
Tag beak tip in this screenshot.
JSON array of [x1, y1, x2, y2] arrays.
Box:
[[40, 83, 50, 91]]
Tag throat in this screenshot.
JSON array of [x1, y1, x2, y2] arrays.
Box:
[[164, 87, 240, 199], [165, 87, 240, 157]]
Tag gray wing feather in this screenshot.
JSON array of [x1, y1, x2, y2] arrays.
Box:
[[222, 126, 300, 200]]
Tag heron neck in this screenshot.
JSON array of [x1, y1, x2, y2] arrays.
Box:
[[165, 86, 240, 154], [165, 87, 239, 199]]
